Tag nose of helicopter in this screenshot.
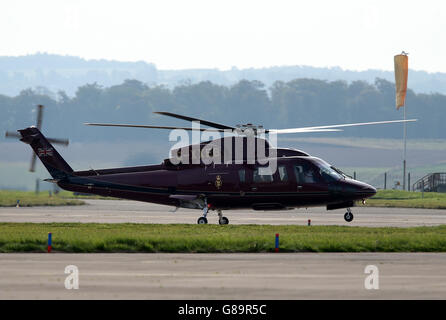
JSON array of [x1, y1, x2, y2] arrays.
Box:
[[360, 184, 377, 198], [356, 183, 376, 200], [344, 180, 376, 200]]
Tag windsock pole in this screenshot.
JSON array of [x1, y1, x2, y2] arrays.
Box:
[[394, 52, 409, 190], [403, 99, 407, 190]]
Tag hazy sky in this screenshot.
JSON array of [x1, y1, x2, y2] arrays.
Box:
[[1, 0, 445, 72]]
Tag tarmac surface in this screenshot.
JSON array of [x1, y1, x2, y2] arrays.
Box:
[[1, 200, 446, 299], [1, 199, 446, 227], [1, 253, 446, 299]]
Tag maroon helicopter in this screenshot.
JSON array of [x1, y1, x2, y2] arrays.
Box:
[[17, 112, 416, 224]]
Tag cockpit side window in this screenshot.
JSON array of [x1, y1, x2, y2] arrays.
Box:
[[294, 162, 319, 183], [304, 168, 316, 183], [311, 159, 343, 182]]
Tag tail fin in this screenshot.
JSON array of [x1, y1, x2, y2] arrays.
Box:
[[18, 127, 73, 179]]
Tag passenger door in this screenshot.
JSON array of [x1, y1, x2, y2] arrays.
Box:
[[205, 164, 238, 193]]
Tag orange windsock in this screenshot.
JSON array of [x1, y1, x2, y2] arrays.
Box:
[[394, 54, 408, 109]]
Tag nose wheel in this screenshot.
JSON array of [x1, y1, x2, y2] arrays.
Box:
[[197, 198, 209, 224], [344, 208, 354, 222], [197, 216, 208, 224]]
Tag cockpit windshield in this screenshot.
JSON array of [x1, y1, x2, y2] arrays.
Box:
[[311, 158, 343, 181]]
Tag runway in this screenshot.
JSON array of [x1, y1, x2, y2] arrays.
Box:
[[1, 201, 446, 299], [0, 199, 446, 227], [1, 253, 446, 299]]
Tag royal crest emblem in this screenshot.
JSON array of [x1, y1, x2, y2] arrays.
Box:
[[215, 175, 223, 189]]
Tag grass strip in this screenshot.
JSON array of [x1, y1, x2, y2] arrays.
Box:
[[0, 223, 445, 253], [0, 190, 84, 207], [365, 190, 446, 209]]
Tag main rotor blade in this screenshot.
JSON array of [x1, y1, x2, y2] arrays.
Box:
[[84, 123, 342, 134], [278, 129, 343, 133], [269, 119, 417, 134], [84, 123, 226, 132], [36, 104, 44, 130], [153, 111, 235, 130]]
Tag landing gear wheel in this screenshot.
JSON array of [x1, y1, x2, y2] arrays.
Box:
[[197, 217, 208, 224], [344, 211, 354, 222], [216, 209, 229, 225]]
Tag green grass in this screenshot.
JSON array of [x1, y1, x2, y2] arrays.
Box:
[[365, 189, 446, 209], [0, 190, 84, 207], [0, 223, 446, 253]]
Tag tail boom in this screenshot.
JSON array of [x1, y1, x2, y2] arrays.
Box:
[[18, 127, 73, 179]]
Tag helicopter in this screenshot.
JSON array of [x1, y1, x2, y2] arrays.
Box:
[[17, 111, 416, 224]]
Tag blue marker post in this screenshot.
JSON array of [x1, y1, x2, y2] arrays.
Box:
[[47, 232, 52, 253], [275, 233, 279, 252]]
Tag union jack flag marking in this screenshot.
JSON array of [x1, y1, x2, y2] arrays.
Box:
[[38, 147, 53, 157]]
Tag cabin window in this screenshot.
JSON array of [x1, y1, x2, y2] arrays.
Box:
[[278, 165, 288, 182], [294, 165, 304, 183], [238, 169, 246, 183], [253, 168, 274, 183]]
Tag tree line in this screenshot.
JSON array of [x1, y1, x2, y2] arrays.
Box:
[[1, 78, 443, 142]]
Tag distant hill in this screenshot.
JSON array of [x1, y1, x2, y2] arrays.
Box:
[[0, 53, 157, 97], [1, 53, 446, 96]]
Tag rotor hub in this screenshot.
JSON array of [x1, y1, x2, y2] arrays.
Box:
[[235, 124, 265, 135]]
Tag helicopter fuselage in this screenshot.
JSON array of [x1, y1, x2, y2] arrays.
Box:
[[59, 155, 376, 212]]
